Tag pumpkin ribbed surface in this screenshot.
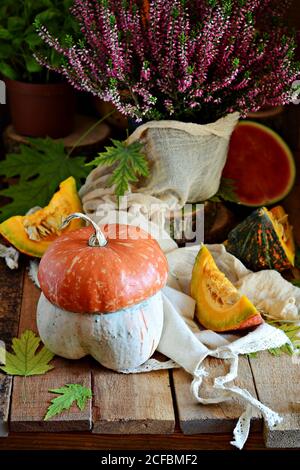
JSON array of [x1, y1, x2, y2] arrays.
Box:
[[38, 224, 168, 314], [226, 206, 295, 272]]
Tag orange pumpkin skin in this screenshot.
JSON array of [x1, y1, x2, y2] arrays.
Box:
[[38, 224, 168, 314]]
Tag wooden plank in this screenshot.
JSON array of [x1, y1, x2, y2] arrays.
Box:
[[93, 368, 175, 434], [173, 357, 261, 434], [0, 431, 265, 450], [249, 352, 300, 448], [10, 274, 92, 432], [0, 260, 24, 437]]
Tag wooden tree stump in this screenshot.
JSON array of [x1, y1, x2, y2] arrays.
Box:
[[3, 115, 111, 157]]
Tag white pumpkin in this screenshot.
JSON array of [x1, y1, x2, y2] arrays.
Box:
[[37, 213, 168, 371], [37, 292, 163, 371]]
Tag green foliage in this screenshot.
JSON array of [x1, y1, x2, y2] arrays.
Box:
[[0, 138, 89, 221], [210, 178, 239, 203], [44, 384, 92, 420], [87, 139, 149, 197], [245, 351, 258, 359], [0, 0, 80, 82], [0, 330, 54, 377], [267, 321, 300, 356], [245, 321, 300, 358]]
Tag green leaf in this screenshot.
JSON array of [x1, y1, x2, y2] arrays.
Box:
[[210, 178, 239, 203], [245, 352, 258, 359], [0, 44, 14, 61], [24, 55, 43, 73], [0, 138, 90, 221], [266, 321, 300, 356], [0, 28, 12, 40], [87, 139, 149, 197], [12, 37, 23, 49], [34, 9, 60, 24], [0, 330, 54, 377], [0, 62, 18, 80], [7, 17, 25, 33], [25, 32, 43, 48], [44, 384, 92, 421], [0, 179, 54, 221]]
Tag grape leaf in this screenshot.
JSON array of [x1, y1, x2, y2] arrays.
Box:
[[87, 139, 149, 196], [0, 138, 89, 221], [44, 384, 92, 421], [0, 330, 54, 376]]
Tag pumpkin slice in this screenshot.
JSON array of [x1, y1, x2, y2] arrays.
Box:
[[191, 246, 262, 332], [226, 206, 295, 272], [269, 206, 295, 267], [0, 177, 83, 257]]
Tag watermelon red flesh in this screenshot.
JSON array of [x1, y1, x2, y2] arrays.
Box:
[[222, 121, 296, 206]]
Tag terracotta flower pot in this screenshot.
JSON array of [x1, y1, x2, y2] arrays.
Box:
[[6, 79, 76, 138], [93, 97, 128, 130]]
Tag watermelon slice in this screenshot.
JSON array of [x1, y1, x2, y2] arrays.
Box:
[[222, 121, 296, 206]]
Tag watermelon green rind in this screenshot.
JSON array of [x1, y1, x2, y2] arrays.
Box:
[[223, 121, 296, 207]]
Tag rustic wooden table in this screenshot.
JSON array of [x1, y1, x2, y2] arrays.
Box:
[[0, 108, 299, 451]]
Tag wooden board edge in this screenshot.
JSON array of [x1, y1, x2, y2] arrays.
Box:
[[0, 262, 25, 437], [180, 415, 262, 435], [93, 418, 175, 435], [0, 376, 12, 437], [10, 419, 92, 434], [264, 423, 300, 448]]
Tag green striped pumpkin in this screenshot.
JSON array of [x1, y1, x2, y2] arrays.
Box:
[[226, 206, 295, 272]]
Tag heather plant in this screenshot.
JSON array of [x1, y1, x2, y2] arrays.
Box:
[[37, 0, 300, 123]]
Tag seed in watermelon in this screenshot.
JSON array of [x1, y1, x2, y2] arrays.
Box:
[[222, 121, 296, 206]]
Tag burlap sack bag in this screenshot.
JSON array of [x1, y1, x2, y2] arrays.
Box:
[[126, 112, 240, 205], [80, 113, 240, 213]]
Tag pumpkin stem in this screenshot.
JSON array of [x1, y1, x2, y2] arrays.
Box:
[[60, 213, 108, 247]]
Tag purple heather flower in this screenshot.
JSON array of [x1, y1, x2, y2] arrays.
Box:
[[36, 0, 299, 123]]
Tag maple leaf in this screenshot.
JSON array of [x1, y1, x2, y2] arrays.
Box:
[[44, 384, 92, 421], [0, 138, 89, 221], [0, 330, 54, 376], [87, 139, 149, 196]]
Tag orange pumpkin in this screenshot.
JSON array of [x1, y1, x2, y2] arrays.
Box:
[[38, 213, 168, 314]]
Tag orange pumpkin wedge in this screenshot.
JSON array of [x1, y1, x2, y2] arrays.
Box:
[[0, 177, 83, 257], [190, 245, 262, 332]]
